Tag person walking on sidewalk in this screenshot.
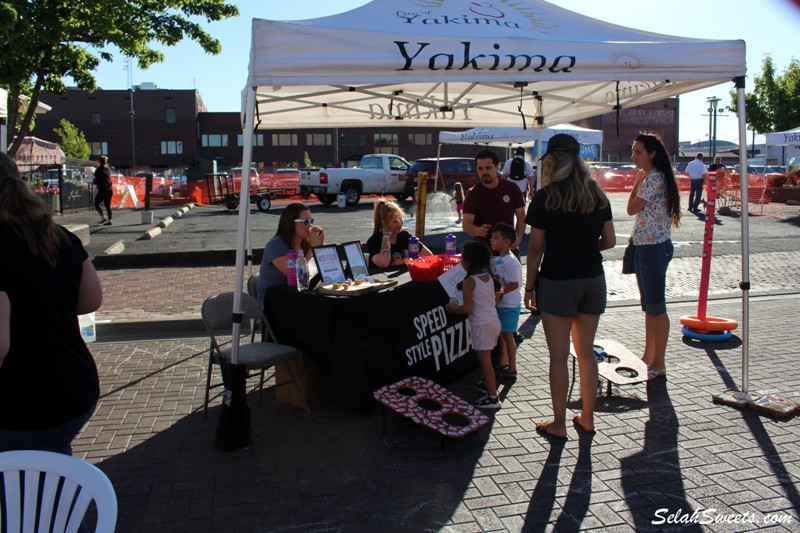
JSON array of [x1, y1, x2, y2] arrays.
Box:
[[627, 133, 681, 381], [685, 152, 706, 213], [93, 155, 113, 225], [0, 152, 104, 454]]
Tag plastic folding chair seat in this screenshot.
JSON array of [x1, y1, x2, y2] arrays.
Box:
[[0, 449, 117, 533]]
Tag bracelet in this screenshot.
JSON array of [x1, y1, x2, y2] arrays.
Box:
[[525, 287, 535, 292]]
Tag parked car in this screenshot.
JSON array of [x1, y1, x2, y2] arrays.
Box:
[[403, 157, 478, 198]]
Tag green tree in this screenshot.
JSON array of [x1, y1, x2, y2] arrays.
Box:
[[729, 56, 800, 134], [53, 119, 90, 160], [0, 0, 238, 156], [304, 151, 313, 168]]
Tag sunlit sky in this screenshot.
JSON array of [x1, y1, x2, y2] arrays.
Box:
[[88, 0, 800, 146]]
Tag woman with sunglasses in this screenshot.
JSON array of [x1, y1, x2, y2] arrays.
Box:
[[256, 202, 325, 306]]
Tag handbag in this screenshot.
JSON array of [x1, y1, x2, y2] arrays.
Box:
[[622, 241, 636, 274]]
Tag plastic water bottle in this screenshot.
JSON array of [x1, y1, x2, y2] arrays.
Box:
[[445, 234, 457, 255], [408, 235, 420, 259], [295, 251, 309, 291], [78, 312, 96, 343], [286, 249, 297, 287]]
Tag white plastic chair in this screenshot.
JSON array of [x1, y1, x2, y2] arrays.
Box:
[[0, 449, 117, 533]]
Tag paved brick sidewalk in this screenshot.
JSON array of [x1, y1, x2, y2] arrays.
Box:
[[95, 250, 800, 327], [77, 293, 800, 532]]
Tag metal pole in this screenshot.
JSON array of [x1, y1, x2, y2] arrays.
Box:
[[735, 79, 750, 392]]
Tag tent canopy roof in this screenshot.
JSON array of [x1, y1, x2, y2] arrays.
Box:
[[245, 0, 745, 129]]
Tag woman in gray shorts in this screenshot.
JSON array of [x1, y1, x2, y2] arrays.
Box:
[[523, 134, 616, 440]]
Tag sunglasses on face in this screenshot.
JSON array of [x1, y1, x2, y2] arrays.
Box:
[[293, 218, 314, 226]]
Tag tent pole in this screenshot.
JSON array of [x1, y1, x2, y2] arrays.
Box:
[[535, 96, 544, 190], [231, 86, 257, 365], [735, 77, 750, 392]]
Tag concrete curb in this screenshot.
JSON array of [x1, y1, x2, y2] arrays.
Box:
[[103, 240, 125, 255], [140, 226, 162, 240], [136, 203, 196, 241], [64, 223, 91, 247], [97, 317, 205, 342]]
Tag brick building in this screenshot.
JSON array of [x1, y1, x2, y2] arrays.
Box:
[[30, 86, 679, 172]]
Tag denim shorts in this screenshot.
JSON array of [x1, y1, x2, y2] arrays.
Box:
[[537, 274, 607, 317], [634, 239, 674, 315], [497, 306, 521, 332]]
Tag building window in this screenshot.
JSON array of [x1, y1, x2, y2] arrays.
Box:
[[407, 133, 431, 145], [374, 133, 398, 146], [272, 133, 298, 146], [160, 141, 183, 155], [237, 133, 264, 147], [165, 107, 176, 124], [306, 133, 332, 146], [340, 133, 365, 146], [374, 146, 399, 155], [90, 112, 101, 125], [89, 142, 108, 156], [201, 134, 228, 147]]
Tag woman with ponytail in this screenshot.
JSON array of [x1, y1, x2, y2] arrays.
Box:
[[366, 199, 431, 268]]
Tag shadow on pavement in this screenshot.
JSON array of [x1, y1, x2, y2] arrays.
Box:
[[92, 337, 490, 531], [620, 378, 702, 532]]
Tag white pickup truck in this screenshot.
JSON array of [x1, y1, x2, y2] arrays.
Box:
[[299, 154, 411, 206]]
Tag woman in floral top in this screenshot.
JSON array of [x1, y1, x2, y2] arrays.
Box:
[[627, 133, 681, 381]]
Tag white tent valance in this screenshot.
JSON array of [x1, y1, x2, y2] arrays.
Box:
[[765, 127, 800, 146], [438, 124, 602, 147]]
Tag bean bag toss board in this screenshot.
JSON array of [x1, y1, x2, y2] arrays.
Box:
[[570, 338, 648, 397], [373, 376, 489, 450]]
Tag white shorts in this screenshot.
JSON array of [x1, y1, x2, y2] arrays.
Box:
[[471, 319, 501, 351]]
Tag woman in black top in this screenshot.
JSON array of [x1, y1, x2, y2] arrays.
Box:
[[93, 155, 113, 225], [524, 134, 616, 440], [0, 152, 104, 454]]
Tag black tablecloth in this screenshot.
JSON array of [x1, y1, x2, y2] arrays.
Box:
[[265, 277, 476, 409]]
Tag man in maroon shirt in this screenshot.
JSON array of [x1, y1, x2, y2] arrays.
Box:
[[462, 149, 526, 254]]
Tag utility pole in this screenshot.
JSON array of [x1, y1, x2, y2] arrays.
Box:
[[705, 96, 722, 159], [127, 59, 136, 175]]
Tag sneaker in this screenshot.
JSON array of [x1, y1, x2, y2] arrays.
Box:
[[474, 395, 502, 409], [103, 220, 113, 225]]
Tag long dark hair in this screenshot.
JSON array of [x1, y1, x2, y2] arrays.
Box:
[[0, 152, 63, 267], [275, 202, 311, 255], [635, 133, 681, 228], [540, 151, 608, 214], [456, 241, 501, 292]]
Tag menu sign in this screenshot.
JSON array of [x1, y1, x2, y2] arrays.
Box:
[[342, 241, 369, 280], [312, 245, 347, 283]]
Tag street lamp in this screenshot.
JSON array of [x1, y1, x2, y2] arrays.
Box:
[[706, 96, 722, 159], [746, 124, 756, 158]]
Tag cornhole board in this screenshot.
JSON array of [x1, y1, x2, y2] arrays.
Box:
[[373, 376, 490, 450], [570, 338, 648, 396]]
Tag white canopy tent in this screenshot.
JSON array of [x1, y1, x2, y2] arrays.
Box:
[[234, 0, 753, 393], [437, 124, 603, 188], [765, 127, 800, 166]]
